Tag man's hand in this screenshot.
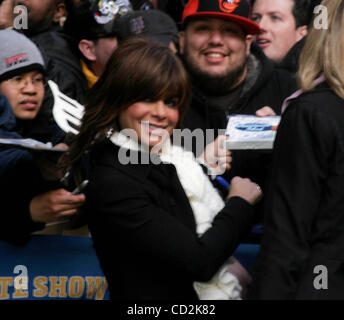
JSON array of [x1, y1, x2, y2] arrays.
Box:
[[29, 188, 86, 223], [0, 0, 14, 29], [255, 106, 276, 117]]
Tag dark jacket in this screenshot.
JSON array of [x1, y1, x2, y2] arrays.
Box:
[[85, 140, 255, 300], [30, 31, 88, 134], [278, 38, 306, 75], [248, 82, 344, 299], [0, 95, 32, 175], [182, 43, 297, 187], [31, 30, 88, 104], [0, 95, 45, 244]]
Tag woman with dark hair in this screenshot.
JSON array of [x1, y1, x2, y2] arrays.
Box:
[[67, 37, 262, 300]]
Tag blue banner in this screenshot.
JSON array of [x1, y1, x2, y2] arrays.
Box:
[[0, 235, 259, 300], [0, 235, 110, 300]]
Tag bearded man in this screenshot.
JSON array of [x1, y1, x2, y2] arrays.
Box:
[[179, 1, 297, 244], [180, 0, 296, 132], [179, 0, 296, 183]]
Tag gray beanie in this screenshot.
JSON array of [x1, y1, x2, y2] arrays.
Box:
[[0, 30, 45, 83]]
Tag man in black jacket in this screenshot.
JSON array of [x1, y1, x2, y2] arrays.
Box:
[[63, 0, 133, 90], [179, 0, 296, 187]]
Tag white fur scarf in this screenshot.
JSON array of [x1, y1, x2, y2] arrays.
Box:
[[110, 131, 242, 300]]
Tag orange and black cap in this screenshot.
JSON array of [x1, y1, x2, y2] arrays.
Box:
[[182, 0, 260, 35]]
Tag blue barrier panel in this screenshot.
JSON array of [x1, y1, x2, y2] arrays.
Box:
[[0, 235, 260, 300], [0, 235, 110, 300]]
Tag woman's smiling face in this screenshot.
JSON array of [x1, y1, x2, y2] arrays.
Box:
[[118, 99, 179, 150]]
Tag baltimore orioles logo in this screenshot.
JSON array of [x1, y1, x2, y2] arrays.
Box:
[[219, 0, 241, 13]]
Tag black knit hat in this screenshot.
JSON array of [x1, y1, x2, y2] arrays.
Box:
[[182, 0, 260, 34]]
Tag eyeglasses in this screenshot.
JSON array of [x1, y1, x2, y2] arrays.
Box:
[[6, 74, 46, 90]]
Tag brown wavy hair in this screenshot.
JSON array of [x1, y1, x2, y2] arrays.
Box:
[[65, 37, 191, 183]]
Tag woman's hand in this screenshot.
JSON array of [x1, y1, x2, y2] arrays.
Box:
[[226, 177, 263, 205], [199, 135, 232, 175]]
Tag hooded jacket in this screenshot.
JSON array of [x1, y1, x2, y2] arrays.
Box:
[[0, 95, 32, 175], [0, 96, 49, 244]]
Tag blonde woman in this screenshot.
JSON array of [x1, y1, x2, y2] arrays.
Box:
[[248, 0, 344, 300]]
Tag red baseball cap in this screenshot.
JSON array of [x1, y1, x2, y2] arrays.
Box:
[[182, 0, 260, 35]]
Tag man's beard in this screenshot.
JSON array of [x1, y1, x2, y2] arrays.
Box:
[[182, 51, 248, 96]]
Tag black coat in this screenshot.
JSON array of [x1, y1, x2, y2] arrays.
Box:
[[248, 82, 344, 299], [277, 38, 305, 75], [31, 30, 88, 104], [0, 96, 47, 244], [85, 140, 255, 300]]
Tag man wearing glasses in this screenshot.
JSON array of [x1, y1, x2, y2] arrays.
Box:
[[0, 30, 85, 243], [0, 69, 45, 122]]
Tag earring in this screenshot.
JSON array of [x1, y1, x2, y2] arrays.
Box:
[[106, 127, 114, 139]]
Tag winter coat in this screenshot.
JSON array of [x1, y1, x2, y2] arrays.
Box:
[[86, 140, 254, 300], [0, 95, 54, 244], [248, 82, 344, 299]]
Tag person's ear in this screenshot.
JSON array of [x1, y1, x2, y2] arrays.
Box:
[[53, 2, 66, 23], [78, 39, 97, 61], [296, 25, 308, 42], [179, 31, 185, 55], [245, 34, 253, 57]]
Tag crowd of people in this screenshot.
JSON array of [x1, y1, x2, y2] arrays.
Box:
[[0, 0, 343, 300]]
